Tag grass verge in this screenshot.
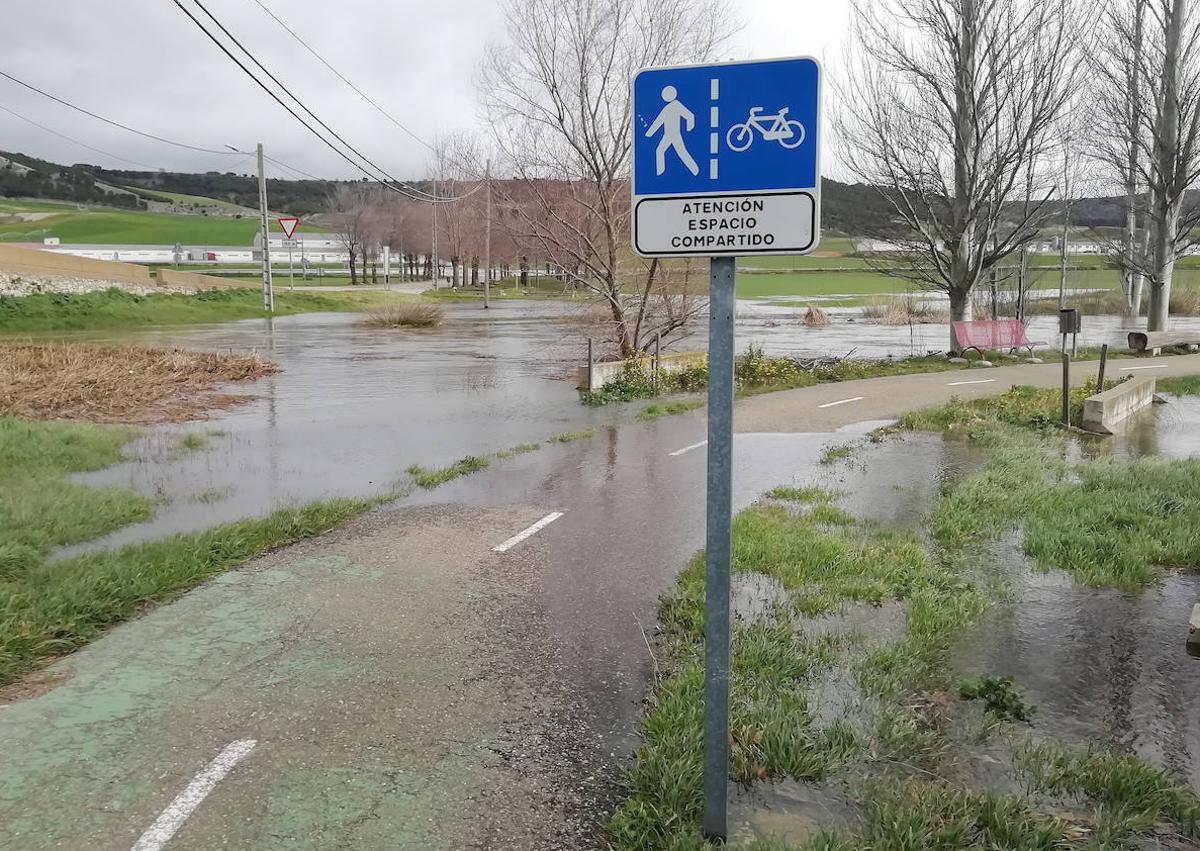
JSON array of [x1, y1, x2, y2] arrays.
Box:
[[637, 400, 705, 421], [0, 287, 415, 332], [0, 494, 378, 686], [0, 343, 279, 423]]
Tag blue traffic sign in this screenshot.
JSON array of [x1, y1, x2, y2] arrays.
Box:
[[631, 56, 821, 257]]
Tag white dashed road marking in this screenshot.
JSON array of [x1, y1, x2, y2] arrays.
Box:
[[669, 440, 709, 457], [1120, 364, 1168, 371], [492, 512, 564, 553], [817, 396, 864, 409], [947, 379, 996, 386], [131, 740, 257, 851]]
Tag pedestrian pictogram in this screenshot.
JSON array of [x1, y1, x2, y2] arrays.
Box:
[[631, 56, 822, 258], [646, 85, 699, 176], [277, 216, 300, 240]]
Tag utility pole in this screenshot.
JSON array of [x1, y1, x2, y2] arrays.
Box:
[[484, 158, 491, 310], [431, 176, 439, 290], [256, 142, 274, 312]]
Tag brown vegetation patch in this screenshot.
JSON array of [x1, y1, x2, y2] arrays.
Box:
[[0, 343, 280, 424], [357, 303, 443, 329], [803, 305, 831, 327], [861, 294, 950, 325]]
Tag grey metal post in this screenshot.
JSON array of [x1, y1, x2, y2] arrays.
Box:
[[256, 143, 274, 312], [1062, 352, 1072, 427], [484, 158, 492, 310], [288, 239, 294, 292], [586, 338, 594, 394], [654, 331, 662, 393], [1097, 343, 1109, 390], [703, 256, 735, 841]]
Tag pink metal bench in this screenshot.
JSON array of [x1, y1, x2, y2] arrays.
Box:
[[951, 320, 1046, 357]]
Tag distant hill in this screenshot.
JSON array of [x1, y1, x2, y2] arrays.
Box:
[[0, 148, 1133, 233]]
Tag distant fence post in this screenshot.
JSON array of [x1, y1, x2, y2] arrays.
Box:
[[1097, 343, 1109, 391], [1062, 352, 1071, 427], [587, 338, 594, 394]]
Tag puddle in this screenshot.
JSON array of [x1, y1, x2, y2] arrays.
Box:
[[732, 572, 787, 624], [728, 778, 858, 847]]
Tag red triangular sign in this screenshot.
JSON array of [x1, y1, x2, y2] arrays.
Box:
[[277, 217, 301, 240]]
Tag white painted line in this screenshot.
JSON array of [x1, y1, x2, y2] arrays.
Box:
[[492, 512, 564, 553], [131, 740, 257, 851], [710, 106, 719, 127], [1120, 364, 1169, 371], [817, 396, 864, 409], [709, 132, 719, 154], [709, 159, 718, 180], [947, 379, 996, 386], [710, 78, 719, 99], [669, 440, 708, 457]]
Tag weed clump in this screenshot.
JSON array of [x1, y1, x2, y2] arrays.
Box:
[[358, 303, 443, 328]]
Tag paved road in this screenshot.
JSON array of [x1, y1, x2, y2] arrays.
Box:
[[2, 354, 1197, 850]]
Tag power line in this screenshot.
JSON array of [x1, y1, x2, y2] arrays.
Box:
[[0, 103, 163, 170], [250, 0, 435, 154], [172, 0, 466, 203], [186, 0, 438, 200], [0, 69, 243, 156]]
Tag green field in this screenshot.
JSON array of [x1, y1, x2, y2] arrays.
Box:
[[127, 187, 247, 211], [0, 288, 417, 333], [0, 207, 318, 245]]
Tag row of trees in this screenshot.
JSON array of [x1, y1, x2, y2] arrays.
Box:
[[844, 0, 1200, 345]]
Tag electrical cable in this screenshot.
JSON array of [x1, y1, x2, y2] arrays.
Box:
[[249, 0, 435, 153], [0, 69, 243, 156], [0, 103, 163, 170]]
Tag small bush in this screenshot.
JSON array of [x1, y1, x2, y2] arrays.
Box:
[[958, 675, 1035, 722], [358, 303, 443, 328]]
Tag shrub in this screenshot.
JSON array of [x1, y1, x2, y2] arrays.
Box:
[[358, 303, 443, 328]]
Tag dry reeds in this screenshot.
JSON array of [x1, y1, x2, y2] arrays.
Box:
[[0, 343, 280, 423], [861, 294, 949, 325], [358, 303, 443, 329], [803, 305, 831, 327]]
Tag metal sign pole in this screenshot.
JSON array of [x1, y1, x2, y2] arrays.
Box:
[[702, 254, 736, 841], [288, 239, 294, 291]]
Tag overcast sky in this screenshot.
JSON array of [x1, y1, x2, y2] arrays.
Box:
[[1, 0, 852, 180]]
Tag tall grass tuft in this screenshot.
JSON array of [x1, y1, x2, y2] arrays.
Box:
[[358, 303, 443, 328]]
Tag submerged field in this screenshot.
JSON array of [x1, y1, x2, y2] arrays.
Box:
[[613, 378, 1200, 849]]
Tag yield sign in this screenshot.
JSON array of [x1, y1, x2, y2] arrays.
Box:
[[277, 216, 301, 240]]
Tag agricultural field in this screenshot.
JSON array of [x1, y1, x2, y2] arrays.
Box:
[[126, 187, 250, 211], [0, 203, 316, 245]]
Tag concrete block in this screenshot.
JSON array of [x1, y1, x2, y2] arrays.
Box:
[[948, 357, 969, 365], [1025, 357, 1044, 364], [975, 360, 995, 368], [1188, 604, 1200, 659], [1081, 375, 1158, 434], [578, 350, 707, 391]]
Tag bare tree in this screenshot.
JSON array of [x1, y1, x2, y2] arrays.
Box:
[[325, 183, 377, 285], [479, 0, 735, 357], [841, 0, 1081, 349], [1089, 0, 1152, 315]]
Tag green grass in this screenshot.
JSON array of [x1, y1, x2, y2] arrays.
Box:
[[0, 198, 87, 213], [1160, 375, 1200, 395], [820, 443, 857, 466], [0, 494, 378, 685], [0, 287, 416, 332], [0, 418, 151, 582], [406, 455, 491, 489], [636, 400, 705, 421], [898, 380, 1200, 588], [0, 208, 279, 245], [493, 442, 541, 460], [548, 430, 595, 443], [125, 187, 247, 210], [610, 488, 989, 849], [168, 432, 209, 459]]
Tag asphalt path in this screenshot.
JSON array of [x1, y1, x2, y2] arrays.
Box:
[[2, 354, 1197, 850]]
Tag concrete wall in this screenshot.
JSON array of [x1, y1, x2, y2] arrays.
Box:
[[0, 243, 152, 284], [157, 268, 250, 290], [1081, 376, 1158, 434], [578, 350, 707, 391]]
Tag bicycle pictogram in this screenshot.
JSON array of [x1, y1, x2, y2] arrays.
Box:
[[726, 107, 805, 152]]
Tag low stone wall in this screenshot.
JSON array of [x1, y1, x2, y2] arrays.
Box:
[[0, 270, 164, 297], [577, 350, 707, 391], [1081, 375, 1158, 434]]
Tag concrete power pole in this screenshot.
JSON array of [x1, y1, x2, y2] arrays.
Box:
[[431, 177, 439, 290], [256, 142, 274, 312], [484, 158, 491, 310]]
